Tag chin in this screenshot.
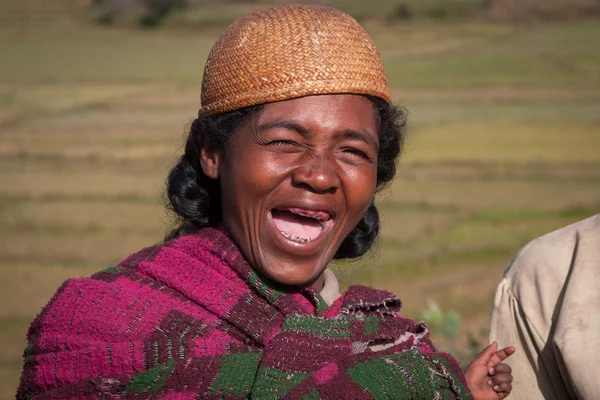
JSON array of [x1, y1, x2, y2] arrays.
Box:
[[260, 260, 325, 288]]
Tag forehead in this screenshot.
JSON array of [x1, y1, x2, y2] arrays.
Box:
[[253, 94, 378, 135]]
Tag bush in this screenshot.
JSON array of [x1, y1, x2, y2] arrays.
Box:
[[139, 12, 166, 28], [139, 0, 189, 28], [418, 301, 488, 364], [486, 0, 600, 21], [419, 301, 460, 339], [388, 4, 414, 21], [422, 1, 483, 20], [93, 0, 135, 25], [387, 1, 484, 22]]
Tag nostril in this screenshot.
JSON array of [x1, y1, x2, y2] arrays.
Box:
[[294, 178, 338, 194], [300, 183, 313, 191], [293, 164, 340, 191]]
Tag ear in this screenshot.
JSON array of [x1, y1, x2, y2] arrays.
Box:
[[199, 139, 221, 180]]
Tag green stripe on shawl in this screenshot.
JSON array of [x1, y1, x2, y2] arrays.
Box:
[[125, 360, 176, 394], [252, 367, 309, 398], [302, 389, 324, 400], [247, 271, 283, 303], [23, 344, 33, 360], [363, 316, 379, 335], [210, 352, 262, 397], [282, 314, 350, 338], [100, 266, 122, 275], [430, 353, 473, 399], [348, 349, 456, 399], [313, 293, 329, 315]]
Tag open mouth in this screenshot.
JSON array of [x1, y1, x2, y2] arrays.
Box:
[[271, 208, 332, 243]]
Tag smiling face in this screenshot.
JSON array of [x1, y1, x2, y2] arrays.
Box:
[[200, 94, 378, 290]]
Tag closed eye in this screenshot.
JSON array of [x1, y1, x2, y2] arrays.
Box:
[[266, 140, 298, 147], [343, 147, 372, 162]]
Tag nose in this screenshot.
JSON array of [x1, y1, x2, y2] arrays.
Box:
[[291, 153, 341, 193]]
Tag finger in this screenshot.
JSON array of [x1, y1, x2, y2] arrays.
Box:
[[488, 363, 512, 376], [475, 341, 499, 365], [490, 372, 513, 385], [493, 382, 512, 393], [487, 346, 515, 367]]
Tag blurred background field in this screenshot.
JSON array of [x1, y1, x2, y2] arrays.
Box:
[[1, 0, 600, 396]]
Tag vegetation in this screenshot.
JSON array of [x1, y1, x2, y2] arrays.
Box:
[[86, 0, 600, 28], [0, 1, 599, 396], [486, 0, 600, 21]]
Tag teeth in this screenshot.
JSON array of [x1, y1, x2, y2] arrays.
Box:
[[280, 231, 312, 243]]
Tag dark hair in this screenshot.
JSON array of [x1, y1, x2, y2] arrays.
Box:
[[166, 96, 407, 259]]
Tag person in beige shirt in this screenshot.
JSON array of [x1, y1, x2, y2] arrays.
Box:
[[489, 214, 600, 399]]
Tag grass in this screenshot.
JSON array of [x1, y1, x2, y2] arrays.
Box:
[[384, 22, 600, 86], [407, 123, 600, 163], [1, 8, 600, 393]]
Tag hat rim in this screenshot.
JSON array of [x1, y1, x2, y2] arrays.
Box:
[[199, 78, 391, 117]]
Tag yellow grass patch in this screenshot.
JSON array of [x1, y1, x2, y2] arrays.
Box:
[[0, 200, 167, 234], [0, 230, 160, 267], [0, 262, 100, 319], [407, 123, 600, 164]]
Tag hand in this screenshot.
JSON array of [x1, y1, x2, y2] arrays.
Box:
[[464, 341, 515, 400]]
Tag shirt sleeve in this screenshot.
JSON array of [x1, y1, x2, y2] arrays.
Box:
[[489, 277, 547, 400]]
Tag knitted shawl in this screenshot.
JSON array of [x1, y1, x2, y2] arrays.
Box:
[[18, 227, 472, 399]]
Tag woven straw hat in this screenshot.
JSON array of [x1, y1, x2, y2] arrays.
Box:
[[199, 5, 390, 116]]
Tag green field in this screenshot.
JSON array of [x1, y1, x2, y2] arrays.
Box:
[[1, 4, 600, 397]]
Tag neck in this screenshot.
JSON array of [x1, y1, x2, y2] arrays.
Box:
[[310, 273, 326, 292]]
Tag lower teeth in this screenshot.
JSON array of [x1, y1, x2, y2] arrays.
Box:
[[280, 231, 312, 243]]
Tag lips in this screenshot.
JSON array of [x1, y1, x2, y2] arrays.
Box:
[[271, 207, 332, 243]]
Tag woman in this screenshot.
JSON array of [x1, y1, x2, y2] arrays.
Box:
[[18, 5, 513, 399]]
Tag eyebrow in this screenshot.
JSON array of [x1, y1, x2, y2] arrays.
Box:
[[340, 129, 379, 151], [256, 120, 309, 136], [257, 119, 378, 150]]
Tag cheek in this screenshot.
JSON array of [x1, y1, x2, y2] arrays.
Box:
[[224, 152, 290, 205], [342, 166, 377, 219]]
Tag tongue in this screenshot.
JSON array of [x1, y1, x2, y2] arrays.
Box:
[[272, 210, 322, 240]]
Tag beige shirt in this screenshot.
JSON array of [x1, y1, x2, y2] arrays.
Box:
[[489, 214, 600, 400], [320, 268, 341, 306]]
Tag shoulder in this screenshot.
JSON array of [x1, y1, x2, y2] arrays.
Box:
[[503, 214, 600, 301], [505, 214, 599, 279], [27, 232, 220, 343]]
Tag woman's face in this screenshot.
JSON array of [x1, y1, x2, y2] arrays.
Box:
[[202, 94, 378, 290]]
